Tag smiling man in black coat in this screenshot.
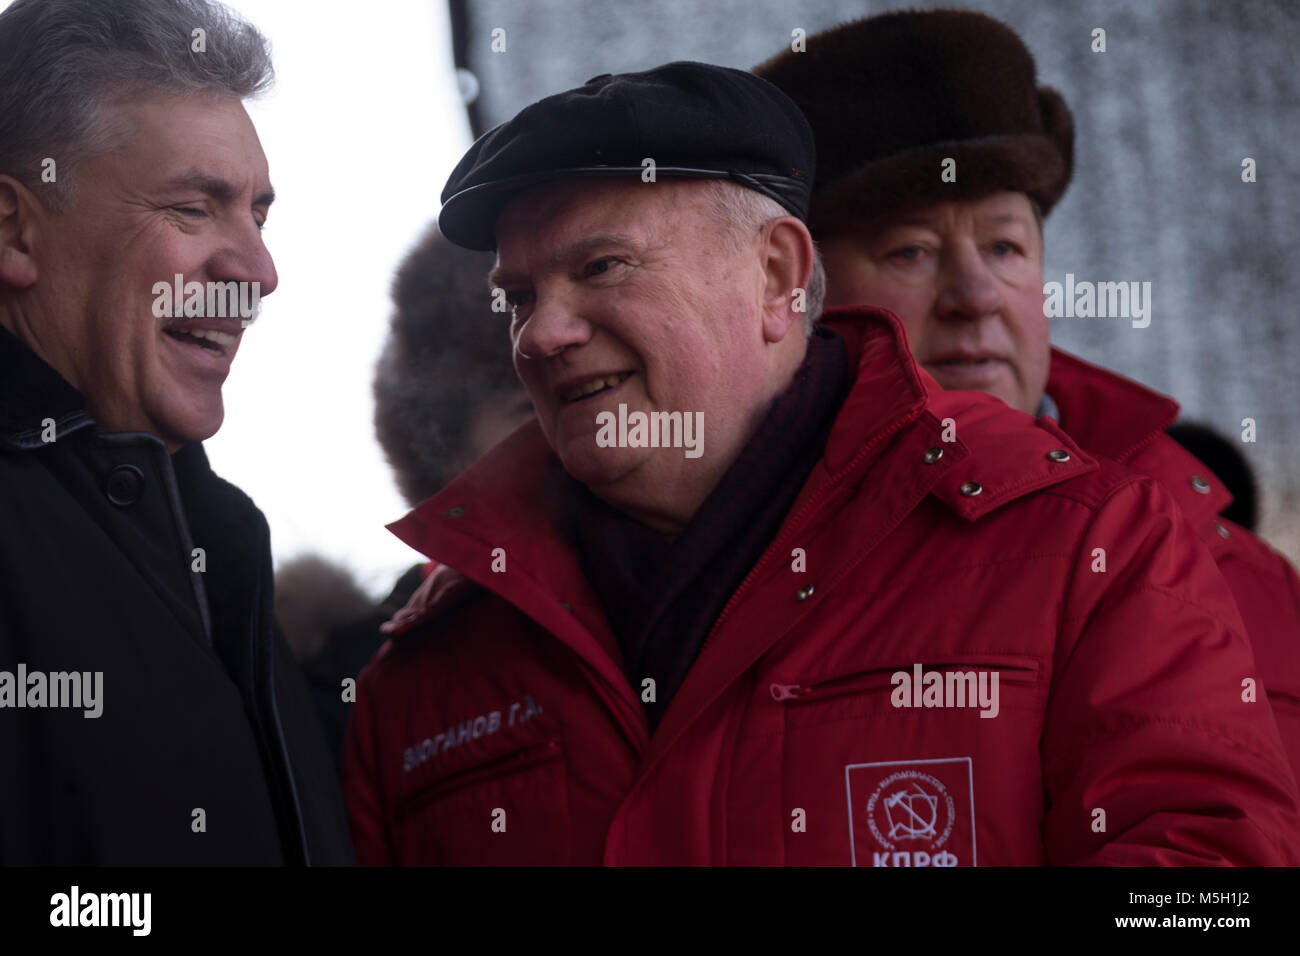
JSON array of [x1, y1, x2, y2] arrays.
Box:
[[0, 0, 350, 865]]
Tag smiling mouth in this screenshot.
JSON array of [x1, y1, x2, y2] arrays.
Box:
[[561, 371, 633, 404], [164, 327, 237, 356]]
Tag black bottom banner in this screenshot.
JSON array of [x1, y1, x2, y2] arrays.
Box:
[[0, 865, 1288, 943]]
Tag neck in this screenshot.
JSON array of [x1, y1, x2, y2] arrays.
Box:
[[0, 302, 78, 393], [586, 457, 727, 537]]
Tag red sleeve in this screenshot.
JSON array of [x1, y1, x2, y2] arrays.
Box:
[[1214, 528, 1300, 790], [1043, 477, 1300, 865]]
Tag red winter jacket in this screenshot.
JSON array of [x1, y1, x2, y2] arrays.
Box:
[[344, 307, 1300, 866], [1047, 348, 1300, 782]]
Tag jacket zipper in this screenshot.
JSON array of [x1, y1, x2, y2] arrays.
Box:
[[395, 738, 563, 823], [771, 660, 1039, 704]]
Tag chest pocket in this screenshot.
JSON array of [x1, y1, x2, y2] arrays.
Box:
[[392, 736, 571, 865], [773, 655, 1040, 719], [770, 654, 1046, 866]]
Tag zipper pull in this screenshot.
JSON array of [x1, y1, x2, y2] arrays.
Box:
[[769, 682, 806, 702]]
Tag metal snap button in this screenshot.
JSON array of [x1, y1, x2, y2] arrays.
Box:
[[924, 447, 944, 464], [105, 464, 144, 507], [1191, 476, 1211, 494], [796, 584, 815, 601], [960, 481, 982, 497], [1047, 449, 1071, 462]]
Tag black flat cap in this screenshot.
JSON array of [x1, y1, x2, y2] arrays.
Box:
[[439, 61, 815, 250]]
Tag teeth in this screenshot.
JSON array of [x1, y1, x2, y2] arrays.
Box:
[[187, 328, 237, 347], [563, 372, 630, 402], [166, 326, 238, 354]]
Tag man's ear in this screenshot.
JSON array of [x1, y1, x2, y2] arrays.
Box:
[[759, 216, 814, 344], [0, 176, 40, 290]]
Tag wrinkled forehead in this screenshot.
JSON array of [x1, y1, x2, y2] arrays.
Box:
[[101, 93, 272, 190], [839, 190, 1039, 240]]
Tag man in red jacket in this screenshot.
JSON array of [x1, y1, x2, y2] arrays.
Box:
[[344, 62, 1300, 865], [755, 9, 1300, 784]]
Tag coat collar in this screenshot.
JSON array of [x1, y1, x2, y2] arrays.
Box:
[[387, 306, 935, 579], [1046, 346, 1178, 462], [823, 311, 1097, 523], [387, 306, 1095, 617], [0, 324, 92, 450], [1046, 346, 1232, 523]]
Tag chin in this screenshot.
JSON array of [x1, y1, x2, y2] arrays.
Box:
[[558, 443, 641, 489], [1002, 389, 1037, 415], [161, 402, 225, 446]]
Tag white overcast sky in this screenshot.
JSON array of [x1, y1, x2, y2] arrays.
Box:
[[0, 0, 473, 596], [213, 0, 471, 596]]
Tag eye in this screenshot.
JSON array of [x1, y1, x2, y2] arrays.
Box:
[[504, 289, 533, 309], [887, 244, 926, 262], [991, 240, 1021, 256], [175, 206, 207, 218], [583, 256, 623, 277]]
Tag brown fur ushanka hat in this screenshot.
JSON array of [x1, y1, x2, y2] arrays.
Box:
[[754, 8, 1074, 233]]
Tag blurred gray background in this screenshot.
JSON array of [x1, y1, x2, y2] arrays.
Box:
[[451, 0, 1300, 560]]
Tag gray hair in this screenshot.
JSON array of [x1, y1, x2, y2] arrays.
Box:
[[700, 179, 826, 335], [0, 0, 273, 212]]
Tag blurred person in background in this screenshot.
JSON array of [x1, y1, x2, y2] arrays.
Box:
[[757, 8, 1300, 784], [0, 0, 348, 864], [276, 225, 532, 771], [373, 226, 536, 508]]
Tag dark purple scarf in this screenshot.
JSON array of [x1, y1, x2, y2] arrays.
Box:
[[573, 325, 852, 731]]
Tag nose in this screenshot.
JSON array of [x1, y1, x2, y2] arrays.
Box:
[[207, 217, 279, 298], [513, 290, 592, 361], [934, 242, 1001, 322]]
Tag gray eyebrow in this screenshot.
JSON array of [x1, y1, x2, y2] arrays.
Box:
[[488, 233, 642, 288]]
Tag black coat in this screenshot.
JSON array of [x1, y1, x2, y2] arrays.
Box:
[[0, 326, 351, 865], [303, 564, 424, 774]]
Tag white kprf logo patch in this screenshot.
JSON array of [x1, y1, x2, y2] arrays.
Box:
[[845, 757, 976, 867]]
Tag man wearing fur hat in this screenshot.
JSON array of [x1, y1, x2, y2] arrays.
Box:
[[344, 61, 1299, 865], [756, 8, 1300, 782]]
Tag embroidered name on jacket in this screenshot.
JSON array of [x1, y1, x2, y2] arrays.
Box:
[[402, 695, 543, 771]]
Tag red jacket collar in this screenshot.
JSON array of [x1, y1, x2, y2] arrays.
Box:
[[1047, 347, 1180, 462], [1047, 346, 1232, 524], [385, 307, 1098, 637], [389, 306, 934, 568], [818, 306, 932, 473]]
